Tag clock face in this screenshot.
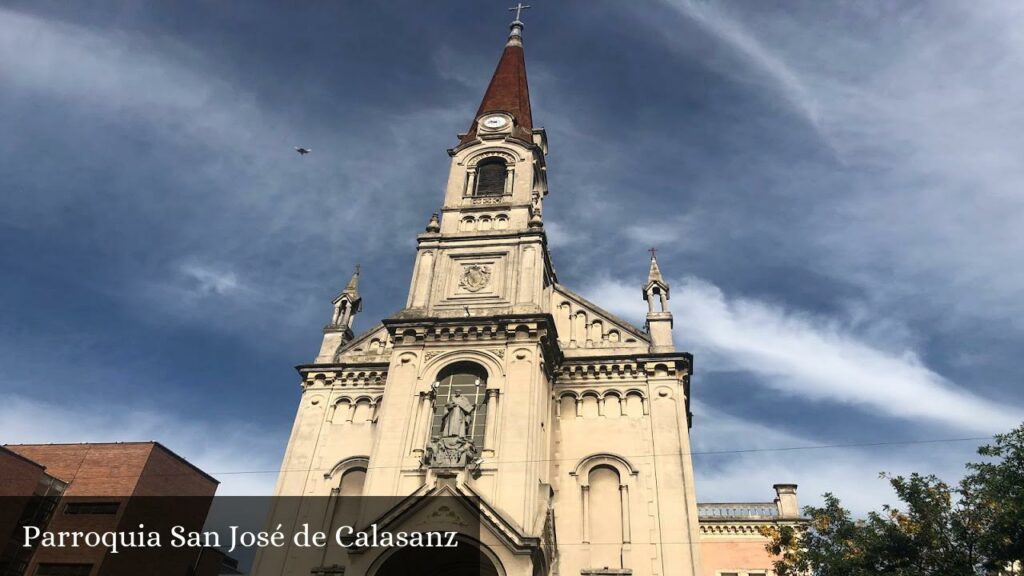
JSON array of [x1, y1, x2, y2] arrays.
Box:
[[482, 115, 508, 129]]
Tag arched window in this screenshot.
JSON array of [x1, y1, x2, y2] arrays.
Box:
[[475, 158, 507, 196], [431, 362, 488, 448]]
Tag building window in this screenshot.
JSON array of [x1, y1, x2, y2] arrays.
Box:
[[36, 564, 93, 576], [64, 502, 119, 515], [475, 159, 507, 196], [430, 362, 488, 448]]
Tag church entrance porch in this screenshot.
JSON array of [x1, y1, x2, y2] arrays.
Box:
[[370, 538, 502, 576]]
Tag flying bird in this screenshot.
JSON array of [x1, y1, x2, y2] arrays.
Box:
[[294, 147, 311, 155]]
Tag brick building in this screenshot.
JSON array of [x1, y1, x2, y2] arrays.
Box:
[[0, 442, 233, 576]]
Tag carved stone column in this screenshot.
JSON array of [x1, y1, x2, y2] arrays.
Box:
[[413, 391, 435, 453], [581, 485, 591, 544], [620, 484, 631, 543], [483, 389, 499, 454]]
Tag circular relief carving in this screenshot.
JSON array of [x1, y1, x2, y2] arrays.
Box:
[[459, 264, 492, 293]]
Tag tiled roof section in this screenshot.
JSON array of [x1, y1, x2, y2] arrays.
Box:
[[459, 41, 533, 144]]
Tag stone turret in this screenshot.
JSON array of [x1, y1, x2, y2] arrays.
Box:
[[644, 254, 675, 352], [314, 267, 364, 362]]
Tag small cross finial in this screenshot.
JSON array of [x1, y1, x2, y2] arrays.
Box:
[[648, 247, 658, 259], [508, 2, 531, 23], [354, 264, 361, 275]]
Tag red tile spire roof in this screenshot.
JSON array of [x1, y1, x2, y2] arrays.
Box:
[[459, 18, 533, 144]]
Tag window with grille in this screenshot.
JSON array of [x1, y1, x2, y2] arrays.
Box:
[[475, 159, 507, 196], [430, 362, 488, 448]]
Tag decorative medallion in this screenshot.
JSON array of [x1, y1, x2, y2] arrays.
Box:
[[459, 264, 492, 293]]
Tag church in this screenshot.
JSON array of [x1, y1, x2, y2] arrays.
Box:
[[255, 11, 803, 576]]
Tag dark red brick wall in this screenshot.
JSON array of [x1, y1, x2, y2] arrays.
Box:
[[5, 443, 219, 576], [135, 444, 217, 498], [7, 444, 152, 497], [0, 446, 47, 496]]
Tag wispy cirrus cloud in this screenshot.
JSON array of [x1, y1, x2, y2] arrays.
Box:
[[648, 0, 1024, 330], [583, 276, 1022, 433], [179, 261, 243, 296]]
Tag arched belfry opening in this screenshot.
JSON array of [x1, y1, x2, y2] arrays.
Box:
[[475, 158, 508, 196]]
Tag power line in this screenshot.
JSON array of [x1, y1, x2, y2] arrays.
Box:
[[29, 435, 993, 479]]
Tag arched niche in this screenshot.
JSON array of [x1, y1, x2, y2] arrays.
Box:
[[420, 350, 506, 384], [571, 453, 637, 559], [571, 453, 640, 480], [329, 396, 353, 423], [602, 391, 622, 417], [579, 392, 600, 419], [557, 392, 578, 419], [322, 456, 369, 542], [429, 361, 490, 449], [323, 456, 371, 482]]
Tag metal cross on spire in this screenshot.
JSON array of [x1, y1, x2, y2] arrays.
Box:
[[508, 2, 531, 23], [648, 247, 658, 259]]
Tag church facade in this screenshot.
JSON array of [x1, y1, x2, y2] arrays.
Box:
[[255, 15, 802, 576]]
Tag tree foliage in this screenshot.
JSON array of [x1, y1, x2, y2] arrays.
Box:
[[762, 424, 1024, 576]]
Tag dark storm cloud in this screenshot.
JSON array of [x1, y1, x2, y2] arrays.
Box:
[[1, 1, 1021, 505]]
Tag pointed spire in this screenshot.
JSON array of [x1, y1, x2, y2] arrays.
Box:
[[459, 9, 533, 145], [643, 249, 670, 307], [647, 250, 665, 285], [343, 265, 361, 299]]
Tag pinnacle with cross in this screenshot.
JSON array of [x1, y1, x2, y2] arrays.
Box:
[[508, 2, 531, 23], [648, 247, 658, 259]]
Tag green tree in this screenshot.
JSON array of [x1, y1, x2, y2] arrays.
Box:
[[965, 426, 1024, 574], [761, 423, 1024, 576]]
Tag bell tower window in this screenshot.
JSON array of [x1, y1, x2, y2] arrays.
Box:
[[475, 158, 508, 196]]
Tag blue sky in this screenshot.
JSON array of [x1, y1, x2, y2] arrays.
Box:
[[2, 1, 1022, 510]]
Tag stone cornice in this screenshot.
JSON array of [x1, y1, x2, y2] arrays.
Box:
[[698, 518, 807, 536], [382, 312, 564, 376]]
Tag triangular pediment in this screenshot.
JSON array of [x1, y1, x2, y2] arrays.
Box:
[[343, 481, 545, 562], [334, 323, 393, 364], [550, 284, 649, 354]]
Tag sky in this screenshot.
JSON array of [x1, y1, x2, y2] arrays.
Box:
[[1, 0, 1023, 512]]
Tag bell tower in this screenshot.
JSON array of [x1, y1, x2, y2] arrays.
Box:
[[403, 12, 551, 318], [369, 8, 560, 533]]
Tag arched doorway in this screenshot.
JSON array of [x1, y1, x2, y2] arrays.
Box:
[[372, 538, 501, 576]]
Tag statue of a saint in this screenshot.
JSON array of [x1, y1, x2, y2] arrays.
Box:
[[439, 392, 475, 438]]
